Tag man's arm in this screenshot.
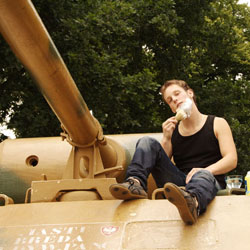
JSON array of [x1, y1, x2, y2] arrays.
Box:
[[206, 117, 237, 175], [186, 117, 237, 183], [161, 117, 178, 158], [161, 136, 173, 158]]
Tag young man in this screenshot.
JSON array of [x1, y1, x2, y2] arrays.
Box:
[[109, 79, 237, 225]]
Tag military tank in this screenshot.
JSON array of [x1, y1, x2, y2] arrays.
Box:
[[0, 1, 249, 249]]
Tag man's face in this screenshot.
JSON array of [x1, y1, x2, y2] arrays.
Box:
[[163, 84, 193, 113]]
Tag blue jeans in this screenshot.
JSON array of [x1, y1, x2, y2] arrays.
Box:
[[126, 136, 221, 214]]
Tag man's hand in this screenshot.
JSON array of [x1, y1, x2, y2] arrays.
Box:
[[186, 168, 204, 184], [162, 117, 178, 140], [161, 117, 178, 158]]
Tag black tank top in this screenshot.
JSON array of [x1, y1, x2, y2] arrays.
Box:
[[171, 115, 225, 188]]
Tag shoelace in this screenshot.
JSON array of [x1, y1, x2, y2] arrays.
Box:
[[127, 178, 136, 187]]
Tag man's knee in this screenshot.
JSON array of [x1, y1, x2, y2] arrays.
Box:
[[193, 169, 213, 179], [192, 169, 218, 188], [137, 136, 159, 147]]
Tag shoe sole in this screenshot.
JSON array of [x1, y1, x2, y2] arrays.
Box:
[[109, 184, 147, 200], [163, 183, 196, 225]]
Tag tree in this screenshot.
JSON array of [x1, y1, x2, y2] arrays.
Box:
[[0, 0, 249, 174]]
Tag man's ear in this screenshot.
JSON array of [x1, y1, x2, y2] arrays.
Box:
[[187, 89, 194, 99]]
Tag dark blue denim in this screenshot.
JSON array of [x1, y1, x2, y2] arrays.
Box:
[[126, 136, 221, 214]]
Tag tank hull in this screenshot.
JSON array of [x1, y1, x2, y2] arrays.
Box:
[[0, 196, 249, 249]]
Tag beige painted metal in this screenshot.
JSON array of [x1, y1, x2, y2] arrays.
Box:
[[0, 196, 249, 249], [0, 194, 14, 205], [0, 134, 160, 203], [0, 0, 96, 145], [30, 178, 117, 202], [0, 0, 128, 200]]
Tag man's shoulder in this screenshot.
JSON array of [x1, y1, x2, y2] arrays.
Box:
[[213, 117, 231, 136], [214, 116, 228, 125]]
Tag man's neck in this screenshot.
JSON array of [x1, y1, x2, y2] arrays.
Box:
[[179, 108, 206, 136]]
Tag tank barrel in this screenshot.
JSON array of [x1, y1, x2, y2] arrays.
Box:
[[0, 0, 98, 145]]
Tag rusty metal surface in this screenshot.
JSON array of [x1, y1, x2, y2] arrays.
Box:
[[0, 196, 249, 249]]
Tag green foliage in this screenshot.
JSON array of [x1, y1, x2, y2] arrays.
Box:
[[0, 0, 249, 174], [198, 77, 250, 176]]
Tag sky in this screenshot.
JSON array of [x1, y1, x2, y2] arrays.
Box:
[[238, 0, 250, 5], [0, 122, 15, 139], [0, 0, 249, 139]]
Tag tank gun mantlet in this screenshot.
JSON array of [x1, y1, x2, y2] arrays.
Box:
[[60, 116, 107, 147]]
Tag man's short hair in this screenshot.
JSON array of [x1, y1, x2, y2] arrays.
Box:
[[160, 79, 197, 104]]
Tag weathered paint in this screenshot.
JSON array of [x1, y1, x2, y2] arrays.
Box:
[[0, 134, 161, 203], [49, 40, 61, 61], [0, 0, 100, 145], [0, 197, 249, 249], [0, 167, 30, 205]]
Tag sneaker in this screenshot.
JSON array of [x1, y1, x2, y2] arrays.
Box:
[[109, 178, 148, 200], [163, 183, 198, 225]]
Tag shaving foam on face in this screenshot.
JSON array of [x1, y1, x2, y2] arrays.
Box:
[[175, 98, 192, 121]]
